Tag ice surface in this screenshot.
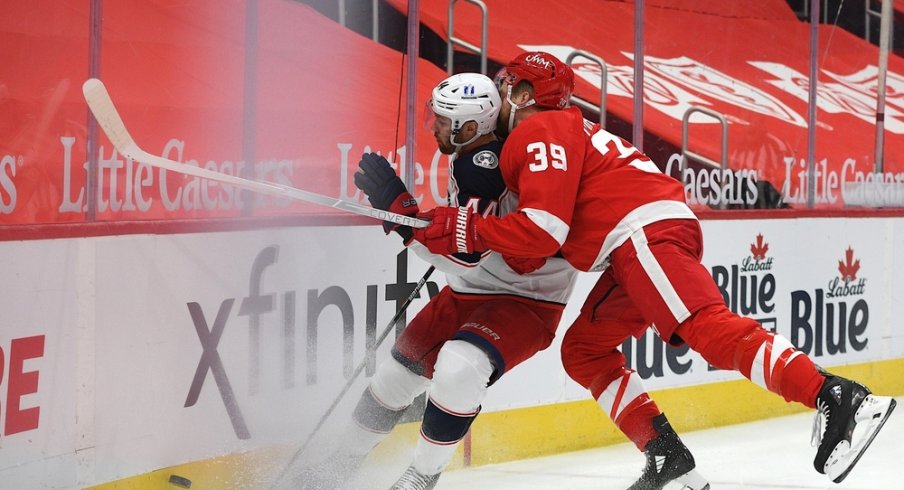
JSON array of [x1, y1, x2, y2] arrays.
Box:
[[351, 396, 902, 490]]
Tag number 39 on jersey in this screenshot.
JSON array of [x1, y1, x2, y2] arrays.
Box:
[[526, 142, 567, 172]]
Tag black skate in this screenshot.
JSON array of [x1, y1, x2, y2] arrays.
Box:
[[388, 465, 440, 490], [812, 374, 896, 483], [283, 453, 366, 490], [627, 414, 710, 490]]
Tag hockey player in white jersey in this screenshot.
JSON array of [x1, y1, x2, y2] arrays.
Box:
[[289, 73, 576, 490]]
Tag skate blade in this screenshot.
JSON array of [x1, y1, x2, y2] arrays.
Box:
[[827, 395, 896, 483], [675, 468, 711, 490]]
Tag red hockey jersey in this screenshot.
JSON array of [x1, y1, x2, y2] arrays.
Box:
[[476, 107, 697, 272]]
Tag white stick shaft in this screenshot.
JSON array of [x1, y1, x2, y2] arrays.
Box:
[[874, 0, 892, 173], [81, 78, 429, 228]]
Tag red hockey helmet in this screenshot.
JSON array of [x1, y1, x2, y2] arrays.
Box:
[[495, 51, 575, 109]]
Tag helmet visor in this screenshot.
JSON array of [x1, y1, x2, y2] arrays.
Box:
[[423, 98, 454, 135], [423, 98, 437, 131], [494, 67, 515, 90]]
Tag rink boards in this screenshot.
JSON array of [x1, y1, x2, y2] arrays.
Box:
[[1, 216, 903, 488]]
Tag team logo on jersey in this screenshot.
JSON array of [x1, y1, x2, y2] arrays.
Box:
[[473, 150, 498, 169]]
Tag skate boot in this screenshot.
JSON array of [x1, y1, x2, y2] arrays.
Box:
[[388, 465, 440, 490], [287, 453, 366, 490], [628, 414, 710, 490], [811, 373, 896, 483]]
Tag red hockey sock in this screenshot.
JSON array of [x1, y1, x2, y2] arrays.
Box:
[[592, 369, 661, 450], [678, 304, 823, 408], [777, 354, 823, 409]]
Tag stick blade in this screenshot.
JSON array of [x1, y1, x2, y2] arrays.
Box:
[[82, 78, 137, 154]]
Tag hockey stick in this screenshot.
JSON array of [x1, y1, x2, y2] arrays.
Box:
[[81, 78, 430, 229], [270, 265, 435, 489]]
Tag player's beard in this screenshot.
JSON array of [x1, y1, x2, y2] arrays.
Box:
[[436, 135, 455, 155]]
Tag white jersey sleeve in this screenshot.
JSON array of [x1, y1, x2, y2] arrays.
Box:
[[447, 253, 578, 305]]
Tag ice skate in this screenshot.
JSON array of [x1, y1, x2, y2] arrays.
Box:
[[811, 374, 896, 483], [627, 414, 710, 490], [388, 465, 440, 490], [284, 453, 366, 490]]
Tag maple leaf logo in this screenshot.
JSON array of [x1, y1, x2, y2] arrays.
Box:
[[838, 247, 860, 282], [750, 234, 769, 261]]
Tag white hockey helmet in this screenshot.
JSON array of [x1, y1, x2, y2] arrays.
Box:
[[428, 73, 501, 149]]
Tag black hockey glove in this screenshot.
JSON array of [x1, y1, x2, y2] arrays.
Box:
[[354, 152, 419, 242]]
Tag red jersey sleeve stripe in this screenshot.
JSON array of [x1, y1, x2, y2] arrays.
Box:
[[521, 207, 570, 245]]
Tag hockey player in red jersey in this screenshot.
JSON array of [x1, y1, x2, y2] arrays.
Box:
[[289, 73, 578, 490], [413, 51, 896, 488]]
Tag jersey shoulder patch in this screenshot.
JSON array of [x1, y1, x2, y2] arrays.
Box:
[[472, 150, 498, 169]]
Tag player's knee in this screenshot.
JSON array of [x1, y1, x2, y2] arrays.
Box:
[[560, 349, 593, 388], [560, 323, 587, 369], [369, 356, 430, 410], [566, 356, 628, 398], [430, 340, 494, 412], [561, 332, 619, 390]]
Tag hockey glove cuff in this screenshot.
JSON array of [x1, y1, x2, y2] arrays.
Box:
[[385, 191, 419, 244], [413, 206, 487, 255]]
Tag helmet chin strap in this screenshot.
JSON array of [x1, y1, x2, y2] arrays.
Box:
[[506, 84, 536, 133], [451, 128, 481, 154]]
